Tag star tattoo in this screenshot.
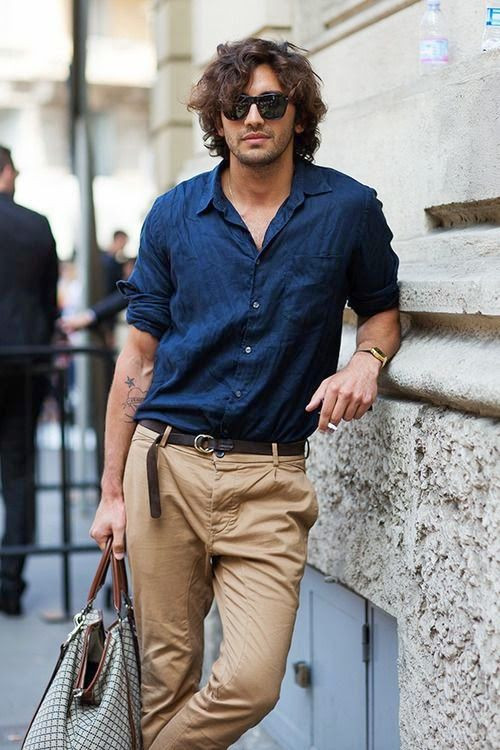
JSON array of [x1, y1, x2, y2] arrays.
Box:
[[125, 376, 136, 387]]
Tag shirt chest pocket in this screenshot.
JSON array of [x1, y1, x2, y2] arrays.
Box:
[[282, 254, 344, 332]]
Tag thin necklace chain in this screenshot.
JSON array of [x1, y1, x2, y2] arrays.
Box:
[[227, 173, 235, 204]]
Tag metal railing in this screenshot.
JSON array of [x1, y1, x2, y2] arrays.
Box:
[[0, 345, 115, 619]]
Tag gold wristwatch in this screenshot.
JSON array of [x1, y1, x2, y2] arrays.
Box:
[[356, 346, 388, 367]]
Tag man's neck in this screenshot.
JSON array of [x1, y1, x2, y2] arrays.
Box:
[[225, 152, 294, 210]]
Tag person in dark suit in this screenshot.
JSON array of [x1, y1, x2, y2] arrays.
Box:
[[99, 230, 129, 347], [60, 258, 134, 336], [101, 230, 128, 295], [0, 146, 59, 615]]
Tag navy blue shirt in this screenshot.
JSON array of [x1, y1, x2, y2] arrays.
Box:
[[119, 158, 399, 442]]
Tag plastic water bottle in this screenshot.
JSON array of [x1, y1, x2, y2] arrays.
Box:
[[482, 2, 500, 51], [419, 0, 449, 73]]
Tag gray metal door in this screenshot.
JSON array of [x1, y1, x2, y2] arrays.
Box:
[[367, 604, 400, 750], [310, 575, 367, 750], [263, 566, 400, 750]]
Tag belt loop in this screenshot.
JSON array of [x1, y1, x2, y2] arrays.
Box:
[[272, 442, 279, 479], [272, 442, 279, 467], [159, 424, 173, 448]]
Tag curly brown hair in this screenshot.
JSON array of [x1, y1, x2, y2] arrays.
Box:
[[187, 38, 327, 162]]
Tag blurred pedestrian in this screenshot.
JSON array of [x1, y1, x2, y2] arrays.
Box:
[[60, 258, 134, 336], [0, 146, 59, 616], [99, 231, 129, 347], [101, 229, 129, 295]]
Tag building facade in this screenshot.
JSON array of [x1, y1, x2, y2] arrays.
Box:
[[152, 1, 499, 748], [0, 0, 156, 259]]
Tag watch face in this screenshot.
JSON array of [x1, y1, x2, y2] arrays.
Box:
[[370, 347, 388, 366]]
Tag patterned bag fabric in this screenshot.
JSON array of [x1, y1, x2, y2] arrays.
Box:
[[22, 542, 142, 749]]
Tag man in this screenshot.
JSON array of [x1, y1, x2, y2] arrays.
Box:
[[101, 229, 129, 295], [90, 38, 400, 750], [60, 258, 134, 335], [0, 146, 59, 615], [99, 230, 129, 346]]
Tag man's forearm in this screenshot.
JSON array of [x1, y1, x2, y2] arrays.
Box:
[[91, 328, 158, 555], [306, 307, 401, 429], [354, 308, 401, 364], [101, 346, 155, 493]]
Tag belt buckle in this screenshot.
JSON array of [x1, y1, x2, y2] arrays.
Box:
[[194, 434, 214, 454]]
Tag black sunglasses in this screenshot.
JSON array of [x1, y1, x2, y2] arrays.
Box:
[[223, 92, 289, 121]]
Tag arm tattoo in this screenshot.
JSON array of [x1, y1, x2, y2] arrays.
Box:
[[122, 375, 146, 422]]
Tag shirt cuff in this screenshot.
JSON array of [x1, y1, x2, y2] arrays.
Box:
[[348, 281, 400, 317]]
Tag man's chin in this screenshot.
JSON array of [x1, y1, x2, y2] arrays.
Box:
[[234, 148, 281, 167]]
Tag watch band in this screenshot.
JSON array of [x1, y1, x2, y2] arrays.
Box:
[[356, 347, 388, 367]]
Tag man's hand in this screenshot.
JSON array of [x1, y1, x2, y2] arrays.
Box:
[[305, 353, 381, 432], [90, 481, 126, 560], [60, 309, 96, 334]]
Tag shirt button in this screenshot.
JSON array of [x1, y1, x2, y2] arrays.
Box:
[[235, 390, 242, 398], [252, 301, 260, 309], [244, 346, 252, 354]]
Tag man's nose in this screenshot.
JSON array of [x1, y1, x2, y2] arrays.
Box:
[[244, 102, 265, 126]]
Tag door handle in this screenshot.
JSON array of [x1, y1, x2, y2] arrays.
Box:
[[293, 660, 312, 688]]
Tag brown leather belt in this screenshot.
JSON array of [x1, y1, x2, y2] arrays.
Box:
[[140, 419, 307, 519]]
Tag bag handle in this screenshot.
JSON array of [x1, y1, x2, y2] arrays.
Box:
[[86, 538, 130, 612], [111, 551, 129, 611]]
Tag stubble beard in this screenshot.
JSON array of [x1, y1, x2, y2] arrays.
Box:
[[228, 127, 295, 169]]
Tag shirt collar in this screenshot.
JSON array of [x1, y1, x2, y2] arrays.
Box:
[[196, 161, 226, 215], [195, 157, 332, 216]]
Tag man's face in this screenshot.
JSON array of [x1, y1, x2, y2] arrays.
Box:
[[112, 234, 129, 253], [217, 64, 303, 168], [0, 162, 18, 197]]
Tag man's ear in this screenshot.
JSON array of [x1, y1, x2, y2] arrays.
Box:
[[216, 114, 225, 138], [294, 121, 304, 134]]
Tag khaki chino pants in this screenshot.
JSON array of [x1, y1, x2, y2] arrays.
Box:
[[124, 423, 319, 750]]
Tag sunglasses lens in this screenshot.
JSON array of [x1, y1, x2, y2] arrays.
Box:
[[223, 98, 249, 120], [234, 100, 251, 119], [224, 94, 288, 120], [259, 94, 288, 119]]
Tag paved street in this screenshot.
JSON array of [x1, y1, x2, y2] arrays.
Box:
[[0, 437, 280, 750]]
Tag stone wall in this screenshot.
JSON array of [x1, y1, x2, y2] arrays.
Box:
[[308, 401, 499, 749]]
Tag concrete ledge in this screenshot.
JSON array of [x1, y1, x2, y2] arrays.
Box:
[[398, 257, 500, 316], [339, 324, 500, 417], [321, 0, 420, 44], [394, 226, 500, 263]]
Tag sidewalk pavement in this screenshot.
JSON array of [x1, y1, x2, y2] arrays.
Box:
[[0, 439, 281, 750]]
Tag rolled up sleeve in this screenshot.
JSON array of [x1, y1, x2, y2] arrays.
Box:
[[347, 188, 399, 317], [117, 197, 173, 339]]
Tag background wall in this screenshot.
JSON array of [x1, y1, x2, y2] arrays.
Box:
[[152, 1, 499, 747], [0, 0, 156, 260]]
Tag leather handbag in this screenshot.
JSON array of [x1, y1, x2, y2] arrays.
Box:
[[22, 540, 142, 749]]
